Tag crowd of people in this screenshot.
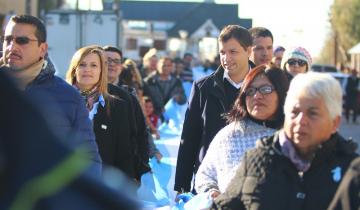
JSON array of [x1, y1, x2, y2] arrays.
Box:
[[0, 14, 359, 210]]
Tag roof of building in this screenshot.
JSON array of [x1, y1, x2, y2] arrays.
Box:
[[118, 1, 252, 37], [167, 3, 252, 37], [348, 42, 360, 54], [119, 1, 200, 21]]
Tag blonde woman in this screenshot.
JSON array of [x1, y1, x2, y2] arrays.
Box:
[[122, 59, 143, 88], [140, 48, 158, 78], [66, 45, 135, 179]]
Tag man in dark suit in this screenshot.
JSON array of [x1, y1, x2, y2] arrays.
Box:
[[103, 45, 151, 182], [175, 25, 253, 195]]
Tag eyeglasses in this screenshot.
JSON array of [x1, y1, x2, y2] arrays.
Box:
[[1, 35, 38, 45], [245, 84, 274, 97], [107, 57, 122, 65], [287, 59, 307, 67]]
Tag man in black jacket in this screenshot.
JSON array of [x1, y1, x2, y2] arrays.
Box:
[[143, 57, 187, 117], [103, 46, 151, 182], [174, 25, 253, 194]]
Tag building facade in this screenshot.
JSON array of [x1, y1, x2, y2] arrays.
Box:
[[116, 1, 252, 62]]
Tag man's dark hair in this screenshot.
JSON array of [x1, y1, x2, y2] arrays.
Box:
[[274, 46, 285, 54], [249, 27, 273, 42], [218, 25, 253, 50], [143, 96, 153, 104], [103, 45, 123, 59], [183, 53, 193, 58], [10, 15, 46, 44]]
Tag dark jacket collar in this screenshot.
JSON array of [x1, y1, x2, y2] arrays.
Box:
[[212, 65, 226, 93], [211, 60, 254, 94], [28, 58, 56, 87], [261, 132, 357, 167], [207, 66, 228, 110]]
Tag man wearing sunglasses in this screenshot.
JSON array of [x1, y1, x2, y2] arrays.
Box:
[[0, 15, 102, 177]]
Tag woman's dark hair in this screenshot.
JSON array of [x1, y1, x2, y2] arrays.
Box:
[[227, 64, 290, 128], [119, 64, 133, 85]]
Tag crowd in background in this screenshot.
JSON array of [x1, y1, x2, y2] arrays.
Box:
[[0, 14, 359, 210]]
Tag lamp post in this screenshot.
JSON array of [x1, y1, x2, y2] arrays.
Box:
[[113, 0, 122, 48], [178, 30, 188, 56]]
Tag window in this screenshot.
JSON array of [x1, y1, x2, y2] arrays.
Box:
[[126, 38, 137, 50], [128, 20, 147, 30], [153, 40, 166, 50], [59, 14, 70, 25]]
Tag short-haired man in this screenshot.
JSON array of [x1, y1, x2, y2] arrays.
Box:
[[144, 57, 187, 117], [272, 45, 285, 68], [103, 45, 123, 86], [181, 52, 194, 82], [249, 27, 273, 66], [0, 15, 101, 176], [175, 25, 252, 194]]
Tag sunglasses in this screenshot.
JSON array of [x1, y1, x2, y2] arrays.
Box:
[[107, 57, 122, 65], [245, 84, 274, 97], [1, 35, 38, 45], [287, 59, 307, 67]]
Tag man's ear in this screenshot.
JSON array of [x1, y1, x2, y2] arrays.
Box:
[[246, 46, 252, 58], [39, 42, 48, 59], [331, 115, 341, 134]]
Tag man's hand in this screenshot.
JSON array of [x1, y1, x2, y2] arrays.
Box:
[[155, 152, 163, 162], [209, 189, 220, 199], [175, 191, 182, 202]]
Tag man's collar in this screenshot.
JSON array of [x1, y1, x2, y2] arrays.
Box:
[[4, 59, 45, 90], [223, 70, 242, 89]]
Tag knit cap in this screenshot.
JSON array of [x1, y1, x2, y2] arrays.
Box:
[[281, 47, 312, 69]]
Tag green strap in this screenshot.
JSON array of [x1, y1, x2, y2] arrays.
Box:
[[9, 149, 90, 210]]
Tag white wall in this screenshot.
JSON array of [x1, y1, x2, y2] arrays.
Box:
[[46, 11, 118, 78]]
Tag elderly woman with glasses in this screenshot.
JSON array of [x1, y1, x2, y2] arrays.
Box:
[[66, 45, 136, 179], [195, 65, 290, 198], [281, 46, 312, 80], [212, 72, 358, 210]]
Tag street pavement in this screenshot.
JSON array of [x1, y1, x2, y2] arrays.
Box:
[[338, 116, 360, 153], [149, 116, 360, 209]]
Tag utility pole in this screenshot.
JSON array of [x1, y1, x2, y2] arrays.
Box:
[[334, 30, 338, 66], [25, 0, 31, 15], [113, 0, 121, 48], [76, 0, 83, 48]]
